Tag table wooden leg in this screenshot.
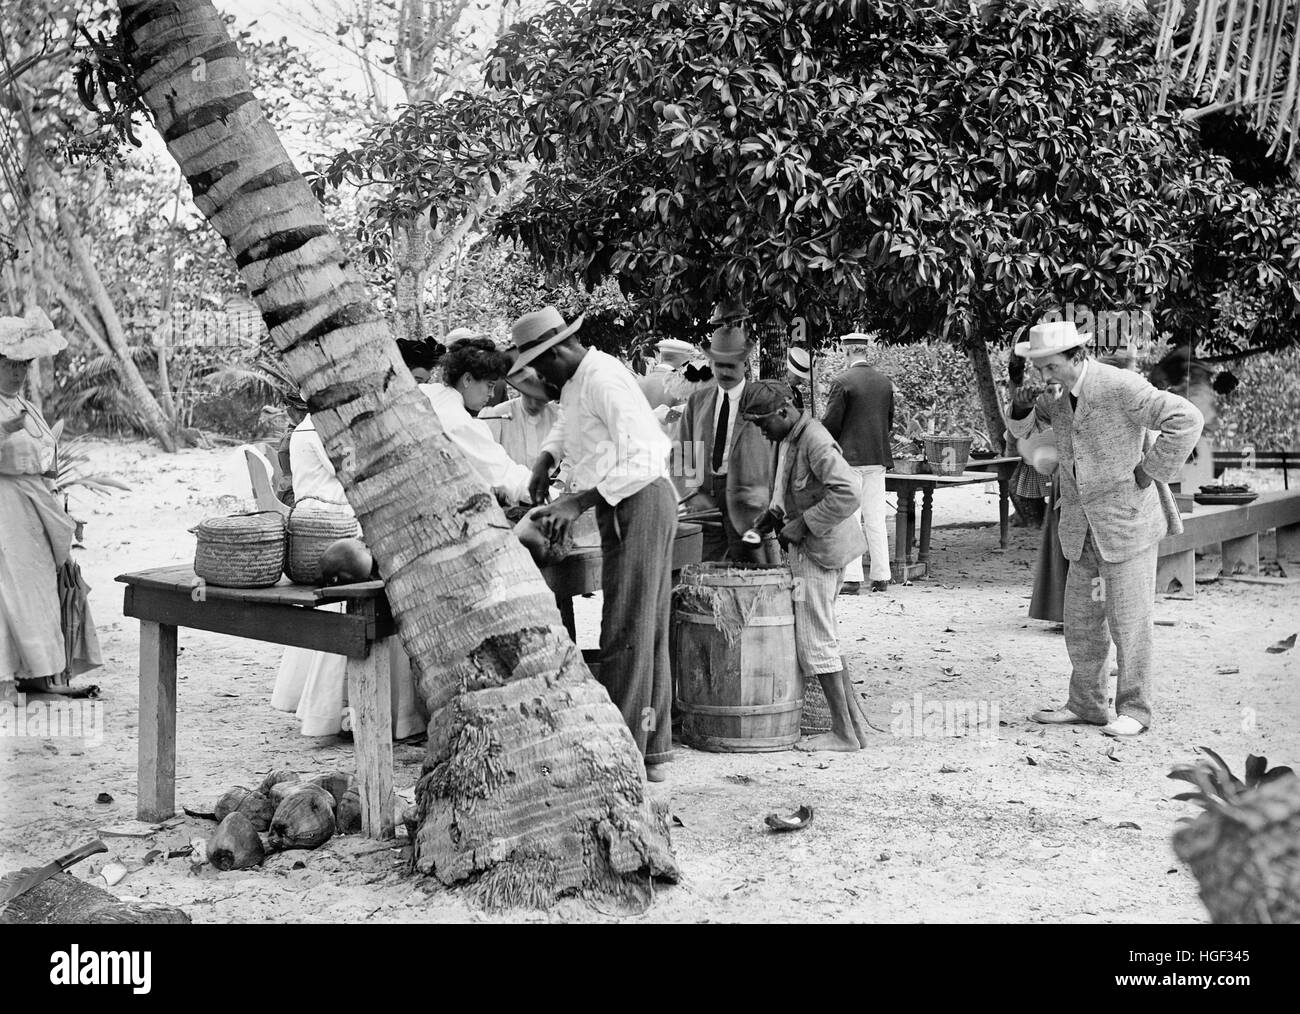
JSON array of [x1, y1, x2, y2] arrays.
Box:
[[349, 639, 395, 840], [138, 620, 177, 823], [894, 491, 912, 571], [1222, 533, 1260, 577], [1277, 522, 1300, 562], [1156, 550, 1196, 597], [998, 475, 1010, 549], [919, 488, 935, 565]]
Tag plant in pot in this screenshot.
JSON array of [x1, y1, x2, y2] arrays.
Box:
[[890, 407, 929, 474]]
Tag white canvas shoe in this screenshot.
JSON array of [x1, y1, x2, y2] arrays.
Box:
[[1101, 715, 1146, 737]]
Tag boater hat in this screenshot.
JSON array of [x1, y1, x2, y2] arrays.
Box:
[[656, 338, 697, 367], [786, 346, 811, 382], [0, 309, 67, 361], [1014, 320, 1091, 360], [704, 325, 751, 364], [507, 306, 585, 373]]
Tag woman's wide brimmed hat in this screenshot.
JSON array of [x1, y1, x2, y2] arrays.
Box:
[[704, 325, 751, 363], [507, 306, 585, 373], [0, 309, 67, 361], [1014, 321, 1091, 360]]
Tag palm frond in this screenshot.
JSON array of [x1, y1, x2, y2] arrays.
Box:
[[1155, 0, 1300, 160]]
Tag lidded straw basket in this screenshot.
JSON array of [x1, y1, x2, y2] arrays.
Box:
[[286, 496, 359, 585], [193, 511, 287, 589]]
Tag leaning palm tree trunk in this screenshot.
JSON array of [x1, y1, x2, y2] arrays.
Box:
[[1155, 0, 1300, 159], [118, 0, 676, 905]]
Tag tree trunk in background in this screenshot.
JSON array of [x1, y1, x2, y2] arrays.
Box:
[[120, 0, 676, 906], [56, 202, 179, 452], [964, 334, 1006, 454], [392, 215, 431, 342]]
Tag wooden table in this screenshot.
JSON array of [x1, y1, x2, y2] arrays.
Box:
[[885, 471, 1001, 581], [116, 523, 701, 840], [961, 455, 1021, 549]]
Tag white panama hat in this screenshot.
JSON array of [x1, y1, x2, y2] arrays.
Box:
[[1014, 320, 1091, 360]]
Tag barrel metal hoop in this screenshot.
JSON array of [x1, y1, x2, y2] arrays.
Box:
[[675, 612, 792, 627], [679, 699, 804, 717]]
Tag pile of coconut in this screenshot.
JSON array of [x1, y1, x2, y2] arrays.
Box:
[[205, 768, 372, 872]]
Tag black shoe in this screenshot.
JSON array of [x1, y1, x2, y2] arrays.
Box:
[[870, 580, 890, 592], [838, 582, 860, 596]]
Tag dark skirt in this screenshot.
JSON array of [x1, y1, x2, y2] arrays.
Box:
[[1029, 497, 1068, 623]]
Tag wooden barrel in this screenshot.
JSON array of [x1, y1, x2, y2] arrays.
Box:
[[672, 563, 801, 752]]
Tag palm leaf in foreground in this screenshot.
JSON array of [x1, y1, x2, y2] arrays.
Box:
[[1169, 748, 1299, 923]]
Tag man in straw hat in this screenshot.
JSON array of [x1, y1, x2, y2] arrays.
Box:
[[674, 324, 776, 563], [784, 346, 811, 410], [509, 306, 676, 782], [822, 331, 894, 593], [1007, 320, 1202, 738], [639, 338, 698, 409], [741, 380, 871, 752]]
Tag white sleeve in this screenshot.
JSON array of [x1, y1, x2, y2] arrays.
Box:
[[445, 413, 533, 504]]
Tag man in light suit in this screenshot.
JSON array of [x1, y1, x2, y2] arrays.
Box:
[[674, 325, 776, 563], [1008, 322, 1203, 737], [742, 380, 871, 752]]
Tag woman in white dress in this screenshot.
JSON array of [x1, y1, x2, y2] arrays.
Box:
[[270, 414, 427, 739], [418, 336, 535, 504], [0, 311, 101, 700]]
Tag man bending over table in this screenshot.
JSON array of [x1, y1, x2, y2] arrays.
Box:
[[510, 307, 676, 783]]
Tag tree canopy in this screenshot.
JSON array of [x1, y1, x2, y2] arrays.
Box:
[[319, 0, 1300, 355]]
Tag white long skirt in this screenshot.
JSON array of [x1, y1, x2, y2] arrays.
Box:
[[271, 604, 426, 740], [0, 476, 65, 681]]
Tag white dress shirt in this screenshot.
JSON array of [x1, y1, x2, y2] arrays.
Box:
[[1071, 359, 1089, 402], [478, 397, 563, 470], [711, 378, 745, 476], [542, 349, 670, 506], [419, 382, 532, 503]]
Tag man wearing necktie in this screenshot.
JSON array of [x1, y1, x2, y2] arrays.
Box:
[[673, 325, 776, 563], [1007, 321, 1202, 738]]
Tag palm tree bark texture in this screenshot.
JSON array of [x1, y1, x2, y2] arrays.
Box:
[[116, 0, 677, 907]]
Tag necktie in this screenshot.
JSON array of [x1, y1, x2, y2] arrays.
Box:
[[1069, 392, 1078, 412], [712, 392, 730, 473]]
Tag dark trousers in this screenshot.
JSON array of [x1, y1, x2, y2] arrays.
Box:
[[701, 474, 771, 565], [596, 477, 675, 764]]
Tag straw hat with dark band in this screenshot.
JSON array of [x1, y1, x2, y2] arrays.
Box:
[[506, 306, 585, 374], [786, 346, 811, 382]]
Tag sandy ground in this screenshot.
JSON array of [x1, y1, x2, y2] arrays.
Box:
[[1, 439, 1296, 923]]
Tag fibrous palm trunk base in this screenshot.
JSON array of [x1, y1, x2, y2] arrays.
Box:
[[414, 627, 678, 909], [1172, 775, 1300, 924]]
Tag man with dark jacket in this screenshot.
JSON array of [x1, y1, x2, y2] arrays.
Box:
[[674, 325, 776, 563], [822, 332, 894, 593], [743, 380, 871, 752]]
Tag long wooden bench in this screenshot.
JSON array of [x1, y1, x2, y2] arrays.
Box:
[[1156, 490, 1300, 596]]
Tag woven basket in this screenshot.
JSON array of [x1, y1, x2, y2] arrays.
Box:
[[286, 496, 359, 585], [922, 435, 973, 477], [193, 512, 287, 589], [800, 672, 833, 735]]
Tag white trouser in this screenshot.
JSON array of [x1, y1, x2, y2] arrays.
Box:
[[842, 464, 891, 583]]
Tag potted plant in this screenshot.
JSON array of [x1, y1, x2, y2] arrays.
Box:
[[890, 408, 929, 474]]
